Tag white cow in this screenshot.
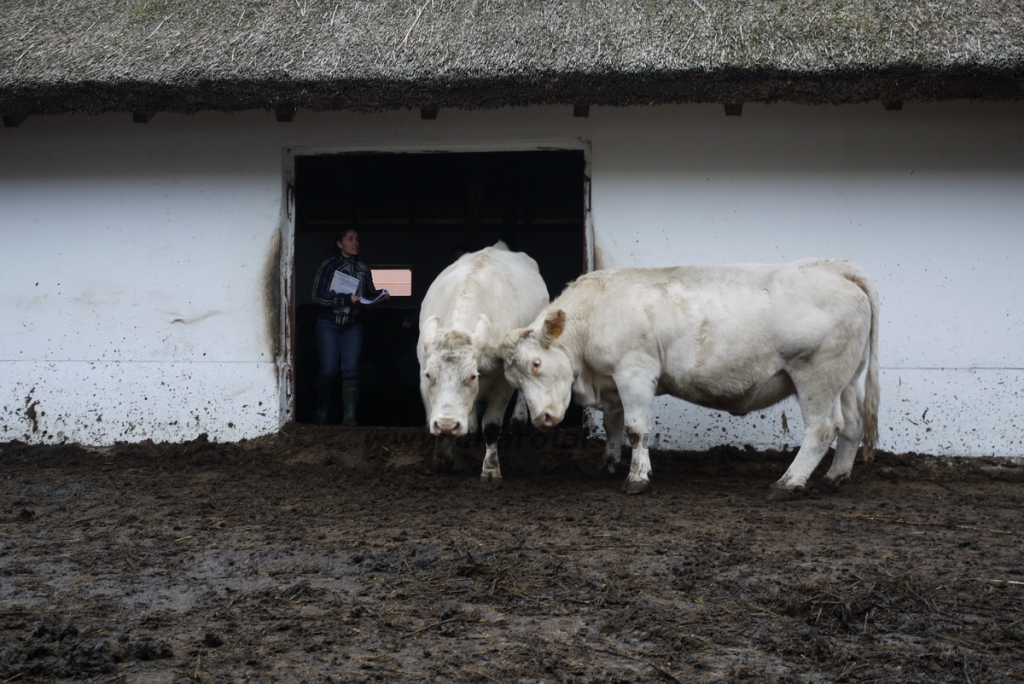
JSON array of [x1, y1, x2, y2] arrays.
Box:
[[500, 259, 879, 495], [418, 241, 550, 483]]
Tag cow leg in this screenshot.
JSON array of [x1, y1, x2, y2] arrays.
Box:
[[822, 383, 864, 488], [600, 404, 625, 473], [479, 382, 515, 485], [774, 389, 844, 494], [614, 365, 658, 495], [621, 406, 654, 495]]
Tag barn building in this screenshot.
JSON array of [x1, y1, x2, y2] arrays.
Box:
[[2, 1, 1023, 457]]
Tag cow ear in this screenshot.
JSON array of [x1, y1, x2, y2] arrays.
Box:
[[421, 316, 440, 352], [472, 314, 490, 352], [541, 309, 566, 346]]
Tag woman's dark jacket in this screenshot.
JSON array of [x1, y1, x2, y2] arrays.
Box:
[[311, 253, 383, 325]]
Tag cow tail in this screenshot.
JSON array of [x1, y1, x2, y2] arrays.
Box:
[[861, 277, 880, 463], [839, 261, 880, 463], [829, 260, 880, 463]]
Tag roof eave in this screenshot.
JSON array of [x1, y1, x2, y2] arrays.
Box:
[[4, 66, 1024, 118]]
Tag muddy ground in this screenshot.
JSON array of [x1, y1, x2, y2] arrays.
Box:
[[2, 424, 1023, 683]]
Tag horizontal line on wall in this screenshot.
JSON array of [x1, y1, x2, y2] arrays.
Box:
[[2, 362, 1021, 372], [0, 360, 277, 364], [888, 367, 1024, 372]]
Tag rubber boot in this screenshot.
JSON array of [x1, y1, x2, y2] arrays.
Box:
[[315, 381, 332, 425], [341, 379, 360, 427]]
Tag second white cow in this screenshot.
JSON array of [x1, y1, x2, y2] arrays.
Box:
[[500, 259, 880, 495], [418, 241, 550, 483]]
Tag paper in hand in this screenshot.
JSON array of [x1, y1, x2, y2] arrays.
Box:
[[330, 270, 389, 306], [329, 270, 360, 295], [359, 289, 389, 305]]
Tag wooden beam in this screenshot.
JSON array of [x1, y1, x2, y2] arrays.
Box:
[[573, 104, 590, 118], [133, 112, 155, 124], [420, 107, 438, 120], [276, 105, 297, 122], [3, 113, 28, 128], [724, 103, 743, 117], [882, 101, 903, 111]]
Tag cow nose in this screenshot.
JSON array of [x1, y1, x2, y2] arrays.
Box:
[[433, 419, 462, 437], [534, 412, 557, 430]]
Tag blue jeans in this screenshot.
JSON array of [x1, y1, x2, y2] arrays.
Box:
[[315, 318, 364, 384]]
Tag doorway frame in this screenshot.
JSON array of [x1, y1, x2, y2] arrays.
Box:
[[277, 139, 594, 427]]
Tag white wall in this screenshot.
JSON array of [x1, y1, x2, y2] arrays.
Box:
[[2, 102, 1023, 454], [0, 116, 286, 443], [588, 104, 1024, 457]]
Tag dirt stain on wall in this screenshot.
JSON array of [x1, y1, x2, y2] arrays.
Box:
[[262, 227, 282, 361], [24, 392, 40, 433]]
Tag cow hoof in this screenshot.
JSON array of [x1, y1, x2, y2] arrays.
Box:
[[480, 473, 504, 488], [620, 479, 650, 495], [767, 484, 806, 502], [820, 474, 850, 491]]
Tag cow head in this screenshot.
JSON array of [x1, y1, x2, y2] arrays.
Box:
[[419, 314, 490, 437], [500, 308, 573, 430]]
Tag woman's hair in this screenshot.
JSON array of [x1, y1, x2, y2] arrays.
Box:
[[334, 227, 358, 242]]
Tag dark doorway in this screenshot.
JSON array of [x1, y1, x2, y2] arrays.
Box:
[[293, 149, 587, 427]]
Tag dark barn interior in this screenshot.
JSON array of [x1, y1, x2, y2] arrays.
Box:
[[292, 150, 587, 427]]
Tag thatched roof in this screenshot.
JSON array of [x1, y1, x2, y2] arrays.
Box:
[[3, 0, 1024, 118]]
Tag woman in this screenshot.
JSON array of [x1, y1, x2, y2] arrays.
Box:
[[311, 228, 387, 425]]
